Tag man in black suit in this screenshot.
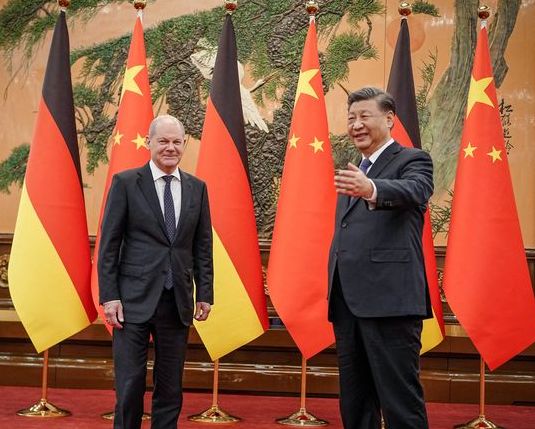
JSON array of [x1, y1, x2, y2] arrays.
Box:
[[329, 87, 433, 429], [98, 114, 213, 429]]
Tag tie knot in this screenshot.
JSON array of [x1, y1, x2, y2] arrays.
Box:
[[163, 175, 174, 184], [359, 158, 372, 173]]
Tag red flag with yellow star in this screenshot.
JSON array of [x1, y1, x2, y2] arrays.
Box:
[[90, 14, 153, 330], [266, 18, 336, 358], [443, 24, 535, 370]]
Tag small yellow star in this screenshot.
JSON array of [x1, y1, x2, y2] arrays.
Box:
[[131, 133, 146, 150], [463, 142, 477, 158], [309, 137, 324, 153], [289, 134, 300, 149], [466, 76, 494, 117], [113, 131, 123, 146], [120, 65, 145, 102], [487, 146, 502, 163], [294, 68, 319, 105]]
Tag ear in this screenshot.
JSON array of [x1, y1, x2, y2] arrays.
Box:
[[386, 111, 395, 129]]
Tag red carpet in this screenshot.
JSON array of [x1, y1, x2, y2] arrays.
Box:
[[0, 386, 534, 428]]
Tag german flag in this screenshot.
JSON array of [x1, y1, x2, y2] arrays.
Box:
[[195, 13, 268, 360], [267, 18, 336, 359], [8, 11, 96, 353], [387, 18, 445, 354], [90, 13, 152, 331]]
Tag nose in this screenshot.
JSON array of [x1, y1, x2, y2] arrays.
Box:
[[351, 119, 363, 130]]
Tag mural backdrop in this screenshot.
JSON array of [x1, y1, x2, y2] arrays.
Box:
[[0, 0, 534, 247]]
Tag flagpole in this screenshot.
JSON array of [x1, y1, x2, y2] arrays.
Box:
[[15, 0, 75, 418], [453, 356, 504, 429], [450, 5, 506, 429], [98, 2, 152, 421], [16, 349, 71, 417], [188, 359, 240, 423], [276, 355, 327, 426]]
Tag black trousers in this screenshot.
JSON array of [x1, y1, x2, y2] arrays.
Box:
[[112, 288, 189, 429], [331, 276, 428, 429]]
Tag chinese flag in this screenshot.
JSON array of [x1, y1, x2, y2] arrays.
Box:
[[195, 14, 268, 360], [90, 13, 153, 330], [9, 11, 96, 352], [387, 18, 445, 354], [267, 18, 336, 359], [443, 25, 535, 370]]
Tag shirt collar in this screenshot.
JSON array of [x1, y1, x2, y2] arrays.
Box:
[[365, 138, 395, 164], [149, 160, 181, 182]]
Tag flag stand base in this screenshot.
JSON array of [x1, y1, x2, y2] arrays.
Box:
[[276, 408, 328, 426], [454, 416, 504, 428], [17, 399, 71, 418], [101, 411, 151, 420], [454, 358, 504, 428], [188, 405, 240, 424]]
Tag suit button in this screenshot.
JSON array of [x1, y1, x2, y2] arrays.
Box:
[[341, 222, 347, 228]]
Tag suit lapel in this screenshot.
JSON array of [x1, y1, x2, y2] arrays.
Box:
[[137, 163, 169, 241], [176, 170, 192, 240], [344, 142, 402, 214], [366, 141, 402, 180]]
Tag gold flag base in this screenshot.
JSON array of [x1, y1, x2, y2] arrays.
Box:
[[188, 405, 240, 424], [276, 408, 328, 426], [101, 411, 151, 420], [16, 398, 71, 418], [454, 416, 504, 429]]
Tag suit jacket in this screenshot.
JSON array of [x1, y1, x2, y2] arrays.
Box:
[[98, 163, 213, 326], [328, 142, 433, 320]]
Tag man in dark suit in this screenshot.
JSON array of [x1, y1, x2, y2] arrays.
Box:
[[98, 114, 213, 429], [329, 87, 433, 429]]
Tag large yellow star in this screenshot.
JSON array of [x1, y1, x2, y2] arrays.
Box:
[[120, 65, 145, 101], [131, 133, 146, 150], [289, 134, 300, 149], [466, 76, 494, 117], [309, 137, 324, 153], [487, 146, 502, 163], [294, 68, 319, 105], [463, 142, 477, 158], [113, 131, 123, 146]]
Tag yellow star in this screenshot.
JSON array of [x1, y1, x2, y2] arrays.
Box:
[[113, 131, 123, 146], [466, 76, 494, 117], [131, 133, 146, 150], [294, 68, 319, 105], [309, 137, 324, 153], [120, 65, 145, 102], [487, 146, 502, 163], [463, 142, 477, 158], [289, 134, 300, 149]]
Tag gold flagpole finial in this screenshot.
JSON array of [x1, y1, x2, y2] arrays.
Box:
[[58, 0, 70, 10], [398, 2, 412, 17], [306, 0, 319, 17], [133, 0, 147, 10], [225, 0, 238, 15], [478, 5, 490, 20]]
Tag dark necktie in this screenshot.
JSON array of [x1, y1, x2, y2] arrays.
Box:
[[359, 157, 372, 174], [163, 175, 176, 289]]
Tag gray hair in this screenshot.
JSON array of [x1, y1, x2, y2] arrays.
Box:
[[148, 115, 185, 139]]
